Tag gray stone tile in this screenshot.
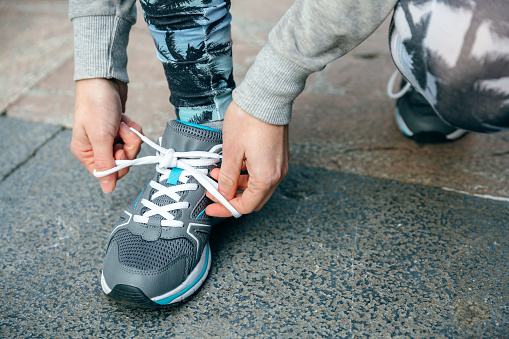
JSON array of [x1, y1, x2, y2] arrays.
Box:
[[6, 58, 76, 128], [0, 131, 507, 337], [4, 0, 508, 200], [0, 116, 61, 180], [0, 0, 73, 113]]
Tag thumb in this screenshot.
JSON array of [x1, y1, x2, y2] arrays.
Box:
[[218, 145, 244, 200], [92, 140, 117, 193], [118, 121, 142, 160]]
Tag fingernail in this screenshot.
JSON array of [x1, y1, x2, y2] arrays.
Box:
[[120, 122, 131, 135], [120, 150, 126, 160], [101, 181, 114, 193]]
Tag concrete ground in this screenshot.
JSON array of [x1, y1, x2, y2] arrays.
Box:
[[0, 0, 507, 337]]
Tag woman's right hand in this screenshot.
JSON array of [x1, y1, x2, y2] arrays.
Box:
[[70, 78, 142, 193]]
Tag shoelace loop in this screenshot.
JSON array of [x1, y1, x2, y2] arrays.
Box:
[[387, 69, 412, 99], [93, 127, 242, 220]]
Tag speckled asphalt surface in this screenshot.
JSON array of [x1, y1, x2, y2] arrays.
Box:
[[0, 120, 507, 338], [1, 0, 509, 336]]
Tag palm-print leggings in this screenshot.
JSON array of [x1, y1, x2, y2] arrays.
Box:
[[393, 0, 509, 132], [140, 0, 509, 132], [139, 0, 234, 124]]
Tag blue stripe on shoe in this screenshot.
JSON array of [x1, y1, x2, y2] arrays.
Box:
[[167, 168, 184, 185], [154, 244, 210, 305], [134, 183, 151, 208], [196, 208, 207, 219], [176, 120, 221, 133], [133, 191, 142, 209]]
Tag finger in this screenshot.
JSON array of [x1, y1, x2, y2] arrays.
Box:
[[206, 172, 248, 202], [206, 186, 270, 217], [73, 147, 97, 177], [209, 167, 220, 181], [121, 113, 132, 125], [208, 179, 272, 217], [205, 193, 242, 217], [207, 168, 220, 202], [205, 203, 231, 218], [228, 183, 270, 215], [114, 145, 129, 179], [118, 122, 142, 160], [121, 114, 143, 135], [92, 138, 118, 193], [127, 118, 143, 134], [70, 132, 95, 175], [217, 149, 244, 200]]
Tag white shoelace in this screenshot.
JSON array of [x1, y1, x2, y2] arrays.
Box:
[[94, 128, 242, 225], [387, 69, 412, 99]]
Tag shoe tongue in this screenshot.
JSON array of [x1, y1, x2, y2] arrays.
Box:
[[161, 120, 222, 152]]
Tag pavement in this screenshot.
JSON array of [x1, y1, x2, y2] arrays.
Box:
[[0, 0, 508, 337]]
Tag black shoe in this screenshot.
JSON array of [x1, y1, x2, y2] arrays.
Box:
[[388, 26, 467, 143], [393, 79, 467, 143]]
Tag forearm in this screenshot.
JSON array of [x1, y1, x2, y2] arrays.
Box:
[[233, 0, 398, 125], [69, 0, 137, 82]]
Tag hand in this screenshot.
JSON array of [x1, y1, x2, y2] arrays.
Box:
[[70, 78, 142, 193], [206, 100, 289, 217]]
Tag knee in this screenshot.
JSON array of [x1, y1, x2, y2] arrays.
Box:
[[393, 0, 509, 133], [430, 66, 509, 133]]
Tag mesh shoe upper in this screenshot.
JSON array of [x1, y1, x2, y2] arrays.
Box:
[[113, 229, 194, 272]]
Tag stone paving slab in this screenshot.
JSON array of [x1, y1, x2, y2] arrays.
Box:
[[0, 125, 507, 337], [0, 0, 73, 114], [0, 116, 61, 180], [5, 0, 508, 201]]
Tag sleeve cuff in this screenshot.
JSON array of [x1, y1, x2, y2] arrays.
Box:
[[72, 15, 132, 83], [232, 43, 313, 125]]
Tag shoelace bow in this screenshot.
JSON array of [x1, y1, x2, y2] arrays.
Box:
[[94, 128, 242, 226]]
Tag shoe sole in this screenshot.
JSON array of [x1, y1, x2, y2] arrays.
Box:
[[101, 243, 212, 308], [395, 106, 468, 142]]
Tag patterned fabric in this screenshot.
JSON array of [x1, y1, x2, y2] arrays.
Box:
[[393, 0, 509, 132], [140, 0, 235, 124]]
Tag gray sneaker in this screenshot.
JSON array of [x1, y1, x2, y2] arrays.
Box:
[[95, 120, 240, 307]]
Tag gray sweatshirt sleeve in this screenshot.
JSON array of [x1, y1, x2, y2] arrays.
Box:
[[232, 0, 398, 125], [69, 0, 137, 83]]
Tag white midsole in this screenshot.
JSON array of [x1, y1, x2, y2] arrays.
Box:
[[394, 107, 414, 137], [101, 272, 111, 294], [152, 244, 210, 302], [446, 128, 468, 140]]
